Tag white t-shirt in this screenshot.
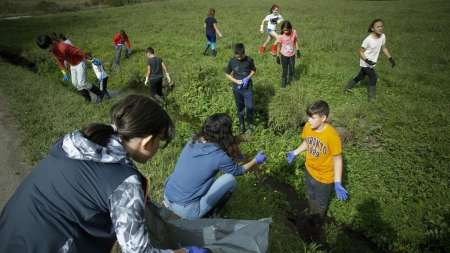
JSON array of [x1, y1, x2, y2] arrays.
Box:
[[92, 61, 108, 79], [264, 14, 283, 30], [360, 33, 386, 68]]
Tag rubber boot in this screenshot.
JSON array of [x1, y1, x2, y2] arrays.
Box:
[[211, 49, 216, 58], [247, 117, 254, 133], [104, 92, 111, 100], [312, 207, 326, 228], [281, 78, 287, 88], [259, 45, 266, 54], [115, 59, 120, 67], [89, 85, 104, 104], [368, 86, 376, 102], [270, 44, 277, 56], [202, 192, 233, 218], [289, 75, 294, 83], [344, 78, 357, 94], [203, 44, 210, 55], [238, 116, 245, 134], [154, 94, 167, 107], [79, 89, 91, 103]]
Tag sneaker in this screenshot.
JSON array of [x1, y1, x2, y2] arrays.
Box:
[[104, 92, 111, 100]]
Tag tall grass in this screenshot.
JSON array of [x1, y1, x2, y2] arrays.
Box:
[[0, 0, 449, 252]]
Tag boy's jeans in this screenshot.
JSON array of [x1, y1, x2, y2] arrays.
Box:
[[164, 174, 236, 220]]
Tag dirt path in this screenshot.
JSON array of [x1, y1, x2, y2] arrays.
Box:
[[0, 91, 32, 211]]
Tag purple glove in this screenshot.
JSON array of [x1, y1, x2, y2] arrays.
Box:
[[181, 246, 207, 253], [242, 77, 250, 88], [286, 151, 295, 164], [254, 151, 267, 164], [237, 84, 242, 90], [334, 182, 348, 201], [237, 153, 244, 159]]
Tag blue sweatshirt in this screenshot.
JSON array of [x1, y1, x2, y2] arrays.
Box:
[[164, 137, 246, 205]]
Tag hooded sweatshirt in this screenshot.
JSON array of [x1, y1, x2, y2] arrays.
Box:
[[0, 131, 173, 253]]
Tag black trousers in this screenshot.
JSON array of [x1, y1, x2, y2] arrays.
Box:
[[354, 67, 377, 87]]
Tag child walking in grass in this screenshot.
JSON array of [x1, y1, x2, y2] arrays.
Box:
[[276, 20, 301, 88], [286, 100, 348, 227], [259, 4, 283, 55], [203, 8, 223, 58], [343, 19, 395, 101], [225, 43, 256, 134], [144, 47, 171, 106], [113, 30, 132, 67]]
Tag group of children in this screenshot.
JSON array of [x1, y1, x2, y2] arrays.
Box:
[[23, 6, 398, 251]]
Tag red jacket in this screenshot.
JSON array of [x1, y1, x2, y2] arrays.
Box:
[[113, 33, 131, 49], [51, 43, 88, 71]]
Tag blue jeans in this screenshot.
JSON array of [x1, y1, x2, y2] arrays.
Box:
[[305, 168, 333, 210], [164, 174, 236, 220]]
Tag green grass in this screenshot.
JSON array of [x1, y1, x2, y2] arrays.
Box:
[[0, 0, 449, 252]]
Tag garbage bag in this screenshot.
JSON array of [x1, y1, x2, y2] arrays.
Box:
[[145, 200, 272, 253]]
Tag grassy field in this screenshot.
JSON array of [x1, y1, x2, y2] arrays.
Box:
[[0, 0, 449, 252]]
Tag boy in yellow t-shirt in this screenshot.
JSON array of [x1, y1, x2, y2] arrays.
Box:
[[286, 100, 348, 227]]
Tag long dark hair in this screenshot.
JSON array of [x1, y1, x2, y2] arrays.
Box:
[[82, 95, 175, 148], [191, 113, 240, 158], [280, 21, 292, 35]]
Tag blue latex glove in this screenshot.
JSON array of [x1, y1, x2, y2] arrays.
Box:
[[237, 84, 242, 90], [180, 246, 207, 253], [237, 153, 244, 159], [128, 48, 132, 54], [286, 151, 296, 164], [63, 73, 69, 82], [254, 151, 267, 164], [334, 182, 348, 201], [115, 45, 119, 50], [92, 59, 101, 66], [242, 77, 250, 88], [98, 76, 103, 83]]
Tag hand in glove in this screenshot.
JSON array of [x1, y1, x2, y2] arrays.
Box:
[[144, 76, 149, 86], [364, 58, 376, 66], [114, 45, 119, 50], [237, 84, 242, 90], [165, 73, 171, 83], [260, 25, 264, 33], [254, 151, 267, 164], [297, 50, 301, 58], [92, 59, 101, 67], [128, 48, 132, 55], [181, 246, 207, 253], [276, 56, 281, 64], [62, 70, 69, 82], [389, 57, 395, 68], [242, 77, 250, 88], [334, 182, 348, 201], [286, 151, 296, 163], [98, 76, 103, 83]]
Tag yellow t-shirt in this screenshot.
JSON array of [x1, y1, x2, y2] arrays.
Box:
[[301, 123, 342, 184]]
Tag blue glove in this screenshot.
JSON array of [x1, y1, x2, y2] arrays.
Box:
[[63, 73, 69, 82], [92, 59, 101, 66], [98, 76, 103, 83], [254, 151, 267, 164], [128, 49, 132, 54], [237, 84, 242, 90], [237, 153, 244, 159], [286, 151, 296, 164], [334, 182, 348, 201], [242, 77, 250, 88], [115, 45, 119, 50], [181, 246, 207, 253]]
